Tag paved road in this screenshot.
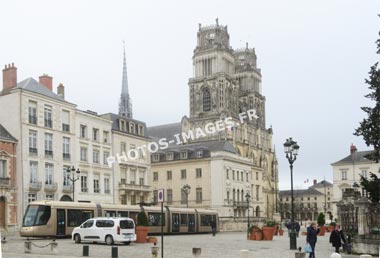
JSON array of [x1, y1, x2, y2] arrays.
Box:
[[0, 231, 364, 258]]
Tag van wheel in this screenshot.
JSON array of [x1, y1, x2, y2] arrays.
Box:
[[74, 234, 81, 244], [105, 235, 114, 245], [124, 241, 130, 245]]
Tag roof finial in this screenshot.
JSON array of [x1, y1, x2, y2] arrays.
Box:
[[246, 42, 248, 49]]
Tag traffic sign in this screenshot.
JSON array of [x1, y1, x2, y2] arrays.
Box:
[[158, 189, 164, 203]]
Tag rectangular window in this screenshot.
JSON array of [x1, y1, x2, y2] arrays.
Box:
[[139, 177, 144, 186], [45, 194, 54, 200], [153, 172, 158, 181], [196, 168, 202, 178], [44, 105, 52, 128], [45, 163, 54, 185], [153, 190, 158, 203], [131, 195, 136, 205], [181, 214, 188, 226], [67, 209, 94, 227], [232, 170, 235, 180], [152, 154, 159, 162], [93, 150, 100, 164], [63, 166, 71, 186], [121, 142, 126, 153], [44, 133, 53, 157], [0, 160, 7, 178], [196, 188, 202, 203], [28, 193, 37, 203], [93, 175, 100, 193], [196, 150, 203, 157], [256, 186, 259, 201], [341, 171, 347, 180], [63, 137, 70, 160], [181, 169, 187, 179], [104, 176, 110, 194], [80, 147, 88, 162], [181, 190, 186, 204], [180, 151, 187, 159], [29, 161, 38, 183], [246, 173, 248, 182], [62, 110, 70, 132], [167, 189, 173, 204], [166, 152, 173, 160], [241, 172, 243, 181], [226, 169, 229, 179], [93, 128, 99, 141], [237, 171, 239, 181], [80, 125, 87, 138], [28, 101, 37, 125], [103, 131, 109, 143], [362, 170, 368, 178], [29, 130, 38, 155], [103, 152, 109, 165], [256, 172, 259, 180], [167, 171, 172, 180], [81, 174, 88, 192]]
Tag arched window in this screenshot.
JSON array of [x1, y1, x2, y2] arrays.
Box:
[[203, 88, 211, 112]]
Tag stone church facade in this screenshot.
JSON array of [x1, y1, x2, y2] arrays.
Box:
[[149, 20, 278, 221]]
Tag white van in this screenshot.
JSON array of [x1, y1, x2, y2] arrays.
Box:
[[72, 217, 136, 245]]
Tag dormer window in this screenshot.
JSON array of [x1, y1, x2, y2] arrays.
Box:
[[129, 122, 135, 134], [152, 154, 160, 162], [166, 152, 173, 161], [196, 150, 203, 158], [120, 120, 126, 132], [180, 151, 188, 159], [139, 125, 144, 136]]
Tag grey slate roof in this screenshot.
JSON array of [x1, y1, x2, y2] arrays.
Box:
[[309, 180, 333, 189], [279, 188, 323, 197], [0, 124, 17, 142], [147, 122, 182, 141], [3, 77, 66, 102], [101, 113, 147, 138], [332, 151, 373, 165]]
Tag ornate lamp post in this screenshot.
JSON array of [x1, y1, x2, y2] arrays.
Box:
[[284, 137, 300, 250], [66, 166, 80, 202], [245, 192, 251, 231], [182, 184, 191, 208]]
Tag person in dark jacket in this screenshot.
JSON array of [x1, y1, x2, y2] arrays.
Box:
[[295, 221, 301, 237], [329, 224, 346, 253], [210, 220, 216, 236], [306, 222, 320, 258]]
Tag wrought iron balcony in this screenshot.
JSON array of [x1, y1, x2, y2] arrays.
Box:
[[0, 177, 10, 187], [62, 184, 73, 192], [118, 181, 150, 191], [29, 148, 38, 155]]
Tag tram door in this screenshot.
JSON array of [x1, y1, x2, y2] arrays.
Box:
[[172, 213, 180, 232], [188, 214, 195, 232], [56, 209, 66, 236]]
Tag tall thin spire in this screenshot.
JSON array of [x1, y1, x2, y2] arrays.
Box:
[[119, 41, 133, 118]]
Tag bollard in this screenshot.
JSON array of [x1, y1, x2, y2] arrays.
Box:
[[83, 245, 89, 256], [24, 239, 32, 253], [50, 240, 58, 254], [240, 249, 249, 258], [111, 246, 118, 258], [192, 247, 201, 257], [295, 251, 306, 258], [330, 253, 342, 258], [151, 246, 159, 258]]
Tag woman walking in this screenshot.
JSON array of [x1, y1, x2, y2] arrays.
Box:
[[329, 224, 346, 253], [306, 222, 320, 258]]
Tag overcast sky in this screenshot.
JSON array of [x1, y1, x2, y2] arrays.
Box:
[[1, 0, 379, 190]]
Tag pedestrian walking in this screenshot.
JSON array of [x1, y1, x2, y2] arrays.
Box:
[[306, 221, 320, 258], [210, 220, 216, 236], [295, 221, 301, 237], [329, 224, 346, 253]]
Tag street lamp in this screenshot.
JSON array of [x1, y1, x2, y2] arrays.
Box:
[[182, 184, 191, 208], [245, 192, 251, 231], [284, 137, 300, 250], [66, 166, 80, 202]]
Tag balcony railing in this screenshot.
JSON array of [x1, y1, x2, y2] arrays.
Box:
[[63, 153, 71, 160], [0, 177, 10, 187], [44, 119, 52, 128], [29, 181, 42, 190], [62, 185, 73, 192], [28, 116, 37, 125], [104, 189, 110, 194], [45, 150, 53, 158], [44, 182, 58, 191], [94, 188, 100, 193], [81, 187, 88, 193], [29, 148, 38, 155], [118, 182, 150, 191]]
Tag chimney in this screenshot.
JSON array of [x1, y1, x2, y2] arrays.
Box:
[[39, 74, 53, 91], [57, 83, 65, 99], [313, 179, 317, 185], [350, 144, 357, 154], [2, 63, 17, 90]]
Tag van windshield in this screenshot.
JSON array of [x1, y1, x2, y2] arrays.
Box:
[[120, 220, 134, 229], [23, 205, 51, 226]]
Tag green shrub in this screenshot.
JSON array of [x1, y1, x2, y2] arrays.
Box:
[[137, 211, 149, 226], [264, 220, 276, 227], [317, 213, 326, 226]]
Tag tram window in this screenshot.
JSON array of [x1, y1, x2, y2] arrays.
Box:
[[148, 212, 165, 226], [200, 215, 212, 226], [23, 205, 51, 226], [118, 211, 128, 217], [68, 209, 94, 227], [105, 210, 116, 217], [180, 214, 188, 226]]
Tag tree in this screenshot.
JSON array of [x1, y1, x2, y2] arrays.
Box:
[[317, 212, 325, 227], [354, 26, 380, 162], [360, 172, 380, 203]]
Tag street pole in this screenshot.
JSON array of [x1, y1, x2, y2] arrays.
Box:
[[290, 163, 297, 250]]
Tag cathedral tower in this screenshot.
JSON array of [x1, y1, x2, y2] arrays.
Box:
[[119, 43, 133, 118]]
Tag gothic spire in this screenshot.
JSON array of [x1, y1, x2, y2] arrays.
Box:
[[119, 41, 133, 118]]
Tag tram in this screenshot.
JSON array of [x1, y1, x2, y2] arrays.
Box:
[[20, 201, 219, 237]]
